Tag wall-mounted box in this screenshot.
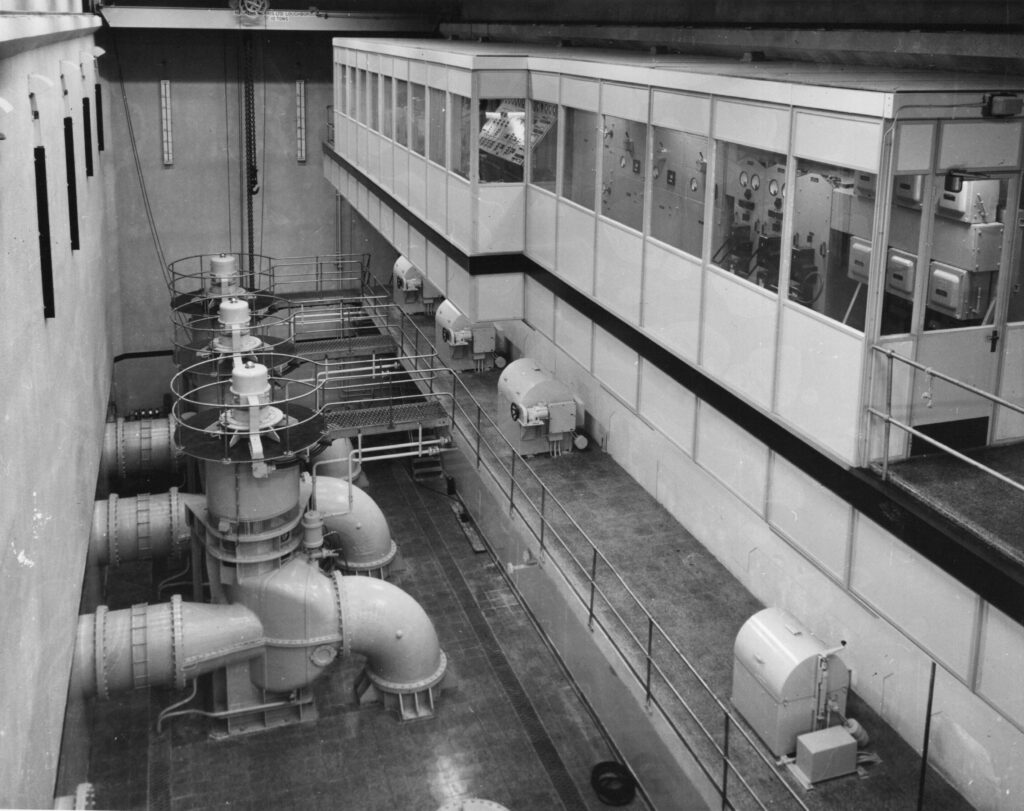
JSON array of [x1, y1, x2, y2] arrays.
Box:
[[927, 261, 995, 321], [885, 247, 917, 298], [847, 236, 872, 284]]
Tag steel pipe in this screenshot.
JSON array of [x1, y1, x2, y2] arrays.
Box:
[[89, 488, 190, 567], [101, 416, 180, 483], [314, 476, 396, 577], [73, 595, 264, 700]]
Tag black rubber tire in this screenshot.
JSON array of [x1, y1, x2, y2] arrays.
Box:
[[591, 761, 636, 806]]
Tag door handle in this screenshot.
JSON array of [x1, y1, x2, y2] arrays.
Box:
[[987, 329, 1000, 352]]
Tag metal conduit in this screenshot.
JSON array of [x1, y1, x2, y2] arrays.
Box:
[[314, 476, 397, 576], [101, 416, 180, 483], [73, 595, 265, 700], [89, 488, 192, 567]]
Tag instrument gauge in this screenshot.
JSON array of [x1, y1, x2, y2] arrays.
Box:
[[750, 174, 761, 191]]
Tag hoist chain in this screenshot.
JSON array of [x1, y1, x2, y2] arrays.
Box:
[[243, 31, 258, 282]]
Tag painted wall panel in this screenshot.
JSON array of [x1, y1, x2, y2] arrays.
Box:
[[447, 175, 473, 252], [408, 153, 428, 217], [425, 241, 447, 293], [425, 162, 447, 231], [638, 361, 696, 454], [939, 120, 1023, 171], [700, 271, 776, 411], [601, 82, 648, 122], [593, 326, 640, 407], [525, 187, 557, 270], [556, 201, 596, 294], [775, 306, 863, 463], [978, 604, 1024, 728], [896, 122, 934, 173], [994, 324, 1024, 441], [642, 241, 702, 363], [713, 99, 790, 153], [561, 76, 599, 112], [695, 403, 769, 513], [525, 275, 556, 339], [767, 455, 851, 580], [651, 90, 710, 134], [793, 111, 881, 172], [530, 71, 559, 102], [554, 298, 593, 370], [595, 221, 643, 325], [476, 184, 525, 253], [476, 273, 525, 321], [394, 147, 410, 203], [407, 225, 427, 275], [851, 516, 979, 679], [447, 260, 473, 314]]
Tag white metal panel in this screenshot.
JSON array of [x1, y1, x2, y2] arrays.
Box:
[[447, 175, 473, 252], [526, 187, 557, 270], [408, 153, 428, 217], [978, 604, 1024, 728], [938, 120, 1023, 171], [449, 69, 471, 97], [525, 275, 556, 339], [367, 130, 380, 181], [895, 122, 934, 173], [767, 455, 851, 580], [852, 516, 979, 680], [595, 220, 642, 325], [554, 298, 593, 370], [392, 58, 408, 81], [593, 326, 639, 407], [425, 241, 446, 292], [651, 89, 711, 134], [695, 402, 769, 513], [427, 62, 447, 89], [794, 111, 881, 173], [408, 60, 427, 84], [379, 201, 394, 243], [713, 99, 790, 153], [367, 191, 380, 230], [379, 55, 393, 77], [380, 139, 394, 192], [642, 240, 702, 364], [407, 226, 427, 276], [701, 270, 776, 411], [476, 273, 525, 321], [356, 123, 367, 171], [425, 162, 447, 231], [356, 182, 368, 217], [774, 306, 863, 464], [447, 260, 473, 315], [638, 361, 696, 455], [601, 82, 648, 123], [393, 213, 409, 256], [477, 70, 527, 98], [561, 76, 599, 112], [556, 201, 596, 294], [531, 71, 559, 103], [476, 184, 526, 254], [393, 147, 410, 204]]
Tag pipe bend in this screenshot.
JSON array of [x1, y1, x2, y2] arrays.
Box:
[[315, 476, 396, 574], [336, 574, 445, 689]]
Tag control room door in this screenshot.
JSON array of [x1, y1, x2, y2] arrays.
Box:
[[908, 171, 1018, 450]]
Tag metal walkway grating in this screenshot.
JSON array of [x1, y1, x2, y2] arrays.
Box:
[[294, 334, 397, 358], [323, 399, 450, 437]]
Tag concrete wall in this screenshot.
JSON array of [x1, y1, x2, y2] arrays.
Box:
[[0, 23, 116, 808], [101, 27, 338, 406]]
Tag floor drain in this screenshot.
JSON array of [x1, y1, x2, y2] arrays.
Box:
[[591, 761, 636, 806]]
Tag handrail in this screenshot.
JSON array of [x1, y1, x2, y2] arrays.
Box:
[[433, 363, 810, 810], [868, 344, 1024, 494]]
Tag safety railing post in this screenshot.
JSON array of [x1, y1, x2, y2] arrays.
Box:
[[645, 619, 654, 706], [721, 714, 731, 811], [883, 349, 894, 481], [539, 488, 546, 553], [587, 549, 598, 630], [509, 453, 516, 514], [475, 406, 482, 468]]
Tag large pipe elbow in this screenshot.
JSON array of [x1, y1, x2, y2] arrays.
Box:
[[73, 595, 265, 700], [88, 489, 190, 567], [314, 476, 397, 576], [337, 575, 446, 719]]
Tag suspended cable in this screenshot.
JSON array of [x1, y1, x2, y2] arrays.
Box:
[[259, 38, 268, 261], [242, 30, 259, 286], [112, 30, 169, 286], [223, 33, 233, 252]]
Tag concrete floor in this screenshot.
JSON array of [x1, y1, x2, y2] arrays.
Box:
[[88, 458, 643, 811]]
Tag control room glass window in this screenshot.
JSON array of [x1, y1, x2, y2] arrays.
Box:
[[478, 98, 525, 183], [710, 142, 788, 296], [428, 87, 446, 166], [410, 82, 426, 156], [368, 73, 379, 131], [529, 101, 558, 192], [562, 107, 599, 210], [356, 69, 367, 125], [394, 79, 408, 147], [789, 159, 877, 330], [450, 94, 471, 179], [381, 75, 393, 138], [650, 126, 707, 257], [600, 115, 647, 232], [337, 64, 346, 119]]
